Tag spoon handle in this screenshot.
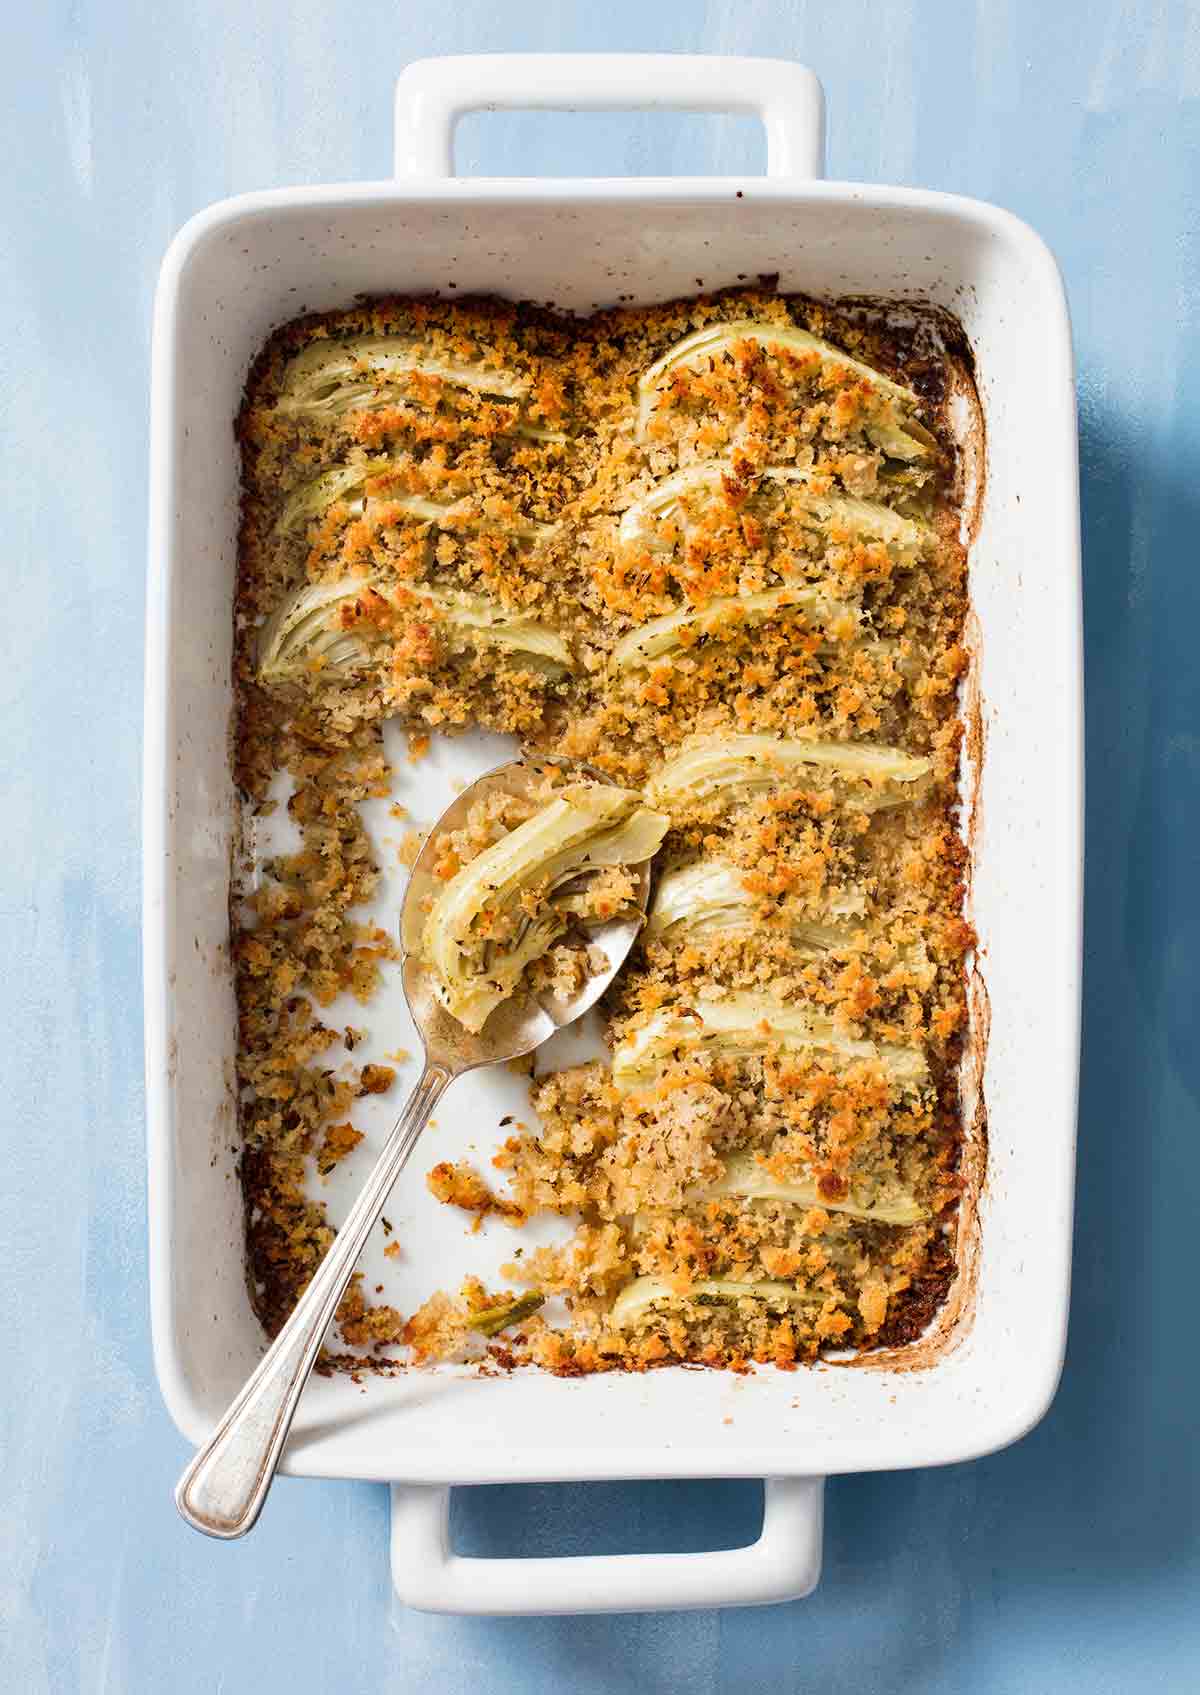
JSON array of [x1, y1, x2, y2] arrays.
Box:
[[175, 1061, 453, 1538]]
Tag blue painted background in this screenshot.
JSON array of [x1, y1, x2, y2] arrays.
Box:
[[4, 1, 1198, 1689]]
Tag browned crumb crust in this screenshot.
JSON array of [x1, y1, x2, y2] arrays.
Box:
[[426, 1160, 526, 1226], [234, 285, 977, 1372]]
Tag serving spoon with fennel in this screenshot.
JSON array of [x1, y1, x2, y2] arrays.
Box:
[[175, 757, 657, 1539]]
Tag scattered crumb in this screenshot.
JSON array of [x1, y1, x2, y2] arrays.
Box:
[[316, 1121, 363, 1176], [426, 1160, 525, 1224]]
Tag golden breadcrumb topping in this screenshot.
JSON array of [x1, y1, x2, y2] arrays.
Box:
[[234, 287, 976, 1370]]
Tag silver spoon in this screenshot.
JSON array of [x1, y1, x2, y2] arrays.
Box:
[[175, 757, 653, 1539]]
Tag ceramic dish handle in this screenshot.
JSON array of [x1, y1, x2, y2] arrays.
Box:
[[389, 1476, 823, 1615], [394, 54, 825, 180]]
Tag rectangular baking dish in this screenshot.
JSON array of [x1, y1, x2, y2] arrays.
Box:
[[145, 53, 1082, 1614]]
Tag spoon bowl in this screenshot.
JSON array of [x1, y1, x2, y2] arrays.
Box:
[[175, 754, 656, 1539], [401, 756, 653, 1070]]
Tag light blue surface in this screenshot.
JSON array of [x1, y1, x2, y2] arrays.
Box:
[[4, 1, 1198, 1689]]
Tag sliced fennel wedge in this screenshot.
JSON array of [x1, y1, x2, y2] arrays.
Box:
[[645, 859, 866, 947], [275, 335, 528, 413], [274, 463, 373, 537], [618, 461, 930, 564], [645, 734, 932, 812], [611, 1275, 824, 1328], [274, 460, 553, 545], [636, 319, 934, 460], [257, 577, 571, 684], [257, 578, 382, 682], [609, 585, 857, 673], [421, 788, 669, 1033], [707, 1151, 927, 1226], [610, 993, 928, 1095], [273, 334, 567, 441], [421, 588, 572, 674]]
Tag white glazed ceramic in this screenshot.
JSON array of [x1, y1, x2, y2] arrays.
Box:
[[145, 53, 1082, 1615]]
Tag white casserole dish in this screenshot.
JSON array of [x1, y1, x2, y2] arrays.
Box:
[[145, 53, 1082, 1615]]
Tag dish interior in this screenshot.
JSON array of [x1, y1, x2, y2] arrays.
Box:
[[234, 286, 976, 1374]]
